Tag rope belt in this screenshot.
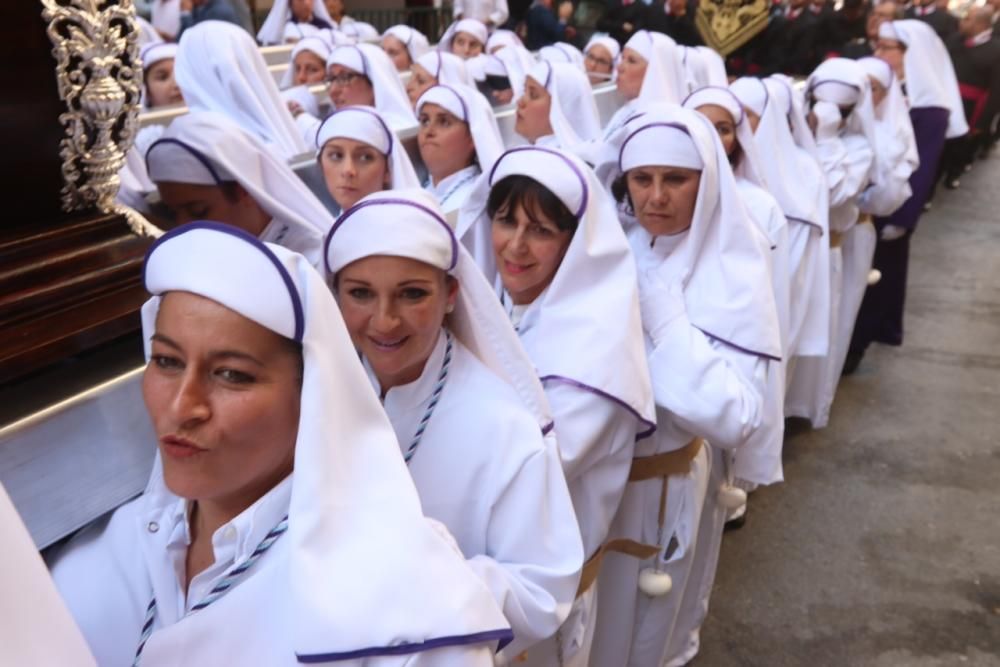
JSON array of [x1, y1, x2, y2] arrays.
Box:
[[575, 437, 705, 598], [830, 230, 844, 248]]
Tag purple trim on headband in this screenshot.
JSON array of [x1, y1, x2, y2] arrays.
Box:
[[432, 51, 443, 78], [330, 44, 369, 77], [618, 121, 694, 171], [297, 628, 514, 663], [143, 221, 305, 343], [693, 327, 781, 362], [808, 79, 862, 101], [324, 198, 458, 274], [541, 60, 554, 89], [542, 421, 555, 436], [140, 42, 176, 69], [421, 84, 469, 122], [488, 146, 589, 219], [784, 215, 825, 236], [314, 106, 394, 155], [539, 375, 657, 439], [682, 86, 746, 126], [145, 138, 225, 185], [554, 44, 573, 62]]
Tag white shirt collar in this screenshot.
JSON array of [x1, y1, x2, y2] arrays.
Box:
[[969, 29, 994, 46]]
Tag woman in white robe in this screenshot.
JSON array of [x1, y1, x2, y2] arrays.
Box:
[[326, 44, 417, 130], [141, 43, 182, 109], [791, 59, 877, 428], [583, 34, 619, 84], [600, 30, 688, 142], [257, 0, 336, 45], [174, 20, 309, 160], [457, 147, 656, 666], [416, 84, 503, 216], [730, 77, 832, 421], [539, 42, 586, 70], [325, 190, 583, 662], [381, 24, 430, 71], [683, 86, 789, 509], [515, 61, 602, 153], [406, 50, 475, 106], [280, 37, 331, 89], [592, 106, 781, 667], [145, 111, 334, 270], [440, 18, 489, 59], [1, 482, 95, 666], [314, 106, 421, 214], [50, 222, 512, 666]]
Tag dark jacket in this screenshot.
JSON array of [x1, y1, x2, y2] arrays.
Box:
[[525, 4, 568, 50], [946, 32, 1000, 131], [904, 5, 959, 41], [596, 0, 647, 46], [642, 0, 703, 46], [774, 8, 822, 75], [179, 0, 253, 37]]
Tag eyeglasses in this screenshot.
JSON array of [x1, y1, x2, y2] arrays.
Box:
[[585, 52, 613, 69], [328, 72, 363, 86], [874, 41, 904, 52]]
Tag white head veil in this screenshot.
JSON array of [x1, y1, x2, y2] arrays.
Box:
[[279, 36, 331, 88], [137, 16, 163, 48], [858, 56, 920, 215], [0, 482, 96, 665], [382, 24, 431, 64], [175, 21, 309, 159], [486, 29, 525, 53], [258, 0, 336, 45], [456, 146, 657, 434], [608, 106, 782, 360], [767, 74, 821, 162], [440, 18, 489, 54], [140, 42, 178, 109], [879, 19, 968, 138], [807, 57, 880, 183], [327, 43, 418, 129], [324, 189, 553, 427], [315, 106, 422, 189], [584, 34, 621, 80], [145, 111, 334, 269], [623, 30, 688, 105], [140, 222, 512, 660], [151, 0, 181, 41], [683, 86, 767, 190], [416, 84, 504, 173], [731, 76, 828, 233], [539, 43, 586, 70], [524, 60, 602, 148], [415, 50, 475, 87], [283, 22, 323, 43]]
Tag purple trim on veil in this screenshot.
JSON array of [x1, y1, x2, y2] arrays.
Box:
[[314, 106, 395, 155], [693, 326, 782, 362], [144, 138, 226, 185], [143, 221, 306, 343], [296, 628, 514, 663], [324, 198, 459, 274], [681, 86, 747, 126], [784, 215, 825, 235], [539, 375, 656, 439], [617, 121, 693, 171], [488, 146, 589, 219], [427, 83, 470, 122]]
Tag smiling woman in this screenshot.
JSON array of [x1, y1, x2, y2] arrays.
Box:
[[325, 189, 583, 661], [49, 222, 513, 666]]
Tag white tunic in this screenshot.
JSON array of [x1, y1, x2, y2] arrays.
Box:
[[51, 478, 494, 666], [373, 332, 582, 660], [426, 165, 480, 216], [453, 0, 509, 26], [592, 231, 769, 667]]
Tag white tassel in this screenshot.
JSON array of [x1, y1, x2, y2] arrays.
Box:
[[638, 568, 673, 597], [717, 484, 747, 510]]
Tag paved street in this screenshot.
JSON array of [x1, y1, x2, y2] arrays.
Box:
[[698, 152, 1000, 666]]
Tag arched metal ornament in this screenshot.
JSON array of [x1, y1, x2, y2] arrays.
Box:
[[695, 0, 771, 57], [40, 0, 160, 237]]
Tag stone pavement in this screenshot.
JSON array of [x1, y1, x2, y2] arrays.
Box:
[[696, 152, 1000, 667]]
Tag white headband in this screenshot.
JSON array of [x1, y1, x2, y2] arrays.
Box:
[[729, 77, 769, 117], [453, 19, 488, 45], [416, 84, 469, 121], [683, 86, 745, 127], [315, 106, 394, 154], [488, 146, 588, 219], [146, 138, 235, 184], [141, 42, 177, 70], [619, 122, 704, 171], [328, 44, 368, 74]]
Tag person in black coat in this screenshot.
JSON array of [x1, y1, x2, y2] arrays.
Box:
[[836, 0, 900, 59], [774, 0, 822, 75], [595, 0, 647, 46], [525, 0, 576, 49], [643, 0, 703, 46], [904, 0, 958, 41]]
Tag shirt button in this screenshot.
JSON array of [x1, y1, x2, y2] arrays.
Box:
[[147, 521, 159, 533]]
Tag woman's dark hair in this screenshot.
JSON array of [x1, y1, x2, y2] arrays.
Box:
[[728, 141, 744, 170], [611, 173, 634, 216], [487, 175, 578, 233]]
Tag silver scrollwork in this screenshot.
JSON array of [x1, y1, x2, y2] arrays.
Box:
[[41, 0, 142, 217]]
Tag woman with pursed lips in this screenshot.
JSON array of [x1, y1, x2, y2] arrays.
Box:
[[516, 61, 601, 151], [593, 106, 781, 667], [325, 190, 583, 663], [416, 84, 503, 215], [49, 223, 513, 667], [315, 106, 421, 214], [457, 147, 655, 667], [381, 24, 430, 72], [598, 30, 688, 142], [406, 51, 474, 108]]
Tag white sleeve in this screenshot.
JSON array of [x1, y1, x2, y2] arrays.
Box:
[[646, 313, 767, 450], [295, 112, 322, 149], [543, 382, 639, 553], [489, 0, 509, 25], [464, 444, 583, 658], [385, 644, 496, 665]]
